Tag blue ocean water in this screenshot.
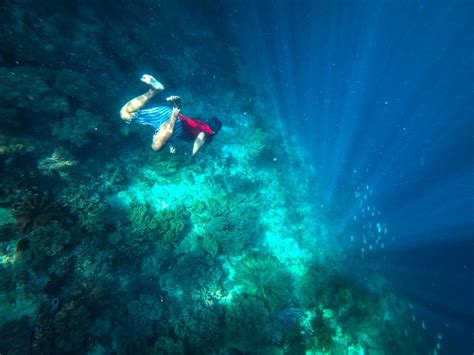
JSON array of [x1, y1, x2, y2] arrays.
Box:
[[233, 0, 474, 352], [0, 0, 472, 353]]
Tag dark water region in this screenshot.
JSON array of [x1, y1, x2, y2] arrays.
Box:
[[0, 0, 472, 354]]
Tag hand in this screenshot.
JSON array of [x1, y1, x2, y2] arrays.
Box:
[[172, 107, 181, 116], [166, 95, 182, 108]]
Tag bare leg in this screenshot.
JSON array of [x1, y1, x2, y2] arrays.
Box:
[[120, 89, 157, 122], [151, 107, 180, 151], [119, 74, 164, 122]]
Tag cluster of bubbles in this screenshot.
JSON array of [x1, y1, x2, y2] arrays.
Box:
[[347, 179, 444, 352], [408, 304, 444, 353], [348, 184, 392, 257]]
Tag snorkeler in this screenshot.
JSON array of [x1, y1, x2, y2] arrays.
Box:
[[120, 74, 222, 156]]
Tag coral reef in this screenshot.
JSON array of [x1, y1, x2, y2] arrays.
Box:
[[51, 109, 107, 148], [198, 195, 263, 256], [59, 183, 108, 233], [0, 107, 20, 128], [0, 134, 35, 156], [171, 300, 224, 350], [12, 191, 62, 233], [0, 318, 33, 354], [243, 126, 272, 159], [126, 294, 163, 338], [127, 199, 189, 250], [153, 336, 184, 354], [0, 1, 433, 353], [0, 67, 70, 117], [224, 295, 271, 350], [37, 147, 77, 179], [160, 254, 224, 298], [307, 311, 337, 351], [233, 252, 294, 310]]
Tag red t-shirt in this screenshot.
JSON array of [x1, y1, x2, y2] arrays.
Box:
[[178, 113, 214, 138]]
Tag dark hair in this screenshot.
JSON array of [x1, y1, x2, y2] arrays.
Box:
[[207, 117, 222, 134]]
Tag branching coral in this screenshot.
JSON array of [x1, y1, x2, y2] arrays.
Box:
[[171, 300, 224, 351], [28, 221, 73, 257], [128, 200, 189, 250], [59, 183, 108, 233], [234, 252, 294, 310], [160, 254, 223, 297], [37, 147, 77, 179], [13, 191, 61, 233]]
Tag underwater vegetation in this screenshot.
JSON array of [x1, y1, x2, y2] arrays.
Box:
[[12, 191, 62, 233], [128, 199, 189, 249], [0, 0, 434, 354], [198, 195, 263, 256], [233, 252, 294, 310]]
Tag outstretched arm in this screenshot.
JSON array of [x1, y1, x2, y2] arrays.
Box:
[[192, 132, 207, 156]]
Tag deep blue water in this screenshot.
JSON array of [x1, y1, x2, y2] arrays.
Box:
[[233, 0, 474, 352]]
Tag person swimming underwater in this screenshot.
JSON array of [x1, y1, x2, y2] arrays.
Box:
[[120, 74, 222, 156]]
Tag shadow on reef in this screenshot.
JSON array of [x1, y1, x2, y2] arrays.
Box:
[[12, 190, 64, 233]]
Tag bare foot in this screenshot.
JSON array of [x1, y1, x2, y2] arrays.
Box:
[[141, 74, 164, 91]]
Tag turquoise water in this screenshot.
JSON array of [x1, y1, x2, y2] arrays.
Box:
[[0, 1, 472, 353]]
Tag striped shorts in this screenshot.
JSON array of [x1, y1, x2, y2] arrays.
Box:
[[130, 106, 184, 140]]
